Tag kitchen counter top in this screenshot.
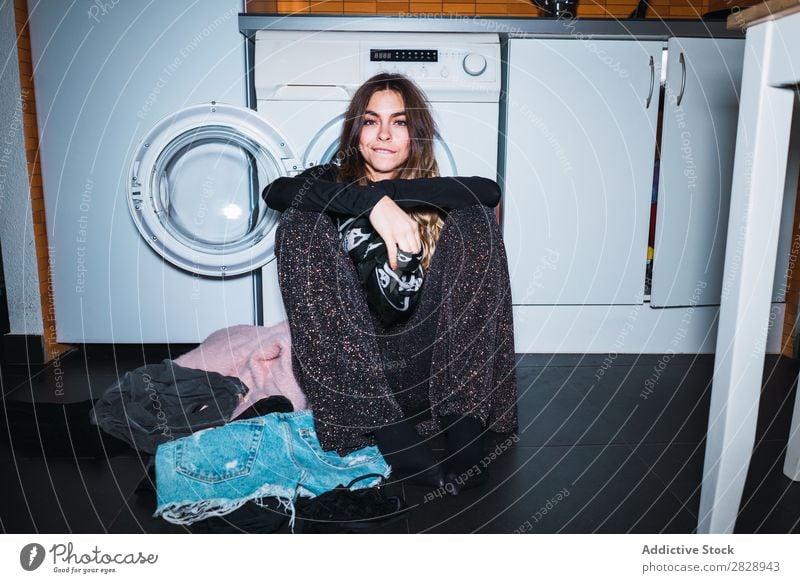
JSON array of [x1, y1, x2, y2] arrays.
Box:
[[728, 0, 800, 29], [239, 14, 744, 39]]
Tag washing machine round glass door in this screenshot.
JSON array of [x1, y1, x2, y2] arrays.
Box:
[[129, 103, 300, 277], [303, 113, 458, 175]]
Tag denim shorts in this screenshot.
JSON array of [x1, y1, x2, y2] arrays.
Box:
[[154, 411, 389, 527]]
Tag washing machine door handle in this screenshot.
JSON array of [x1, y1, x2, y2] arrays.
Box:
[[280, 158, 304, 176]]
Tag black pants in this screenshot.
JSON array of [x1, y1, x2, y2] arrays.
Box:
[[274, 205, 518, 454]]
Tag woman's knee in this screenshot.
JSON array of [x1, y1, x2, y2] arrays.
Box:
[[276, 208, 336, 238], [439, 205, 504, 256], [274, 208, 339, 259], [445, 204, 492, 221]]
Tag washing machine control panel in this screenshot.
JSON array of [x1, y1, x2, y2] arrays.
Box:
[[255, 32, 500, 101], [365, 43, 498, 89], [370, 49, 438, 62]]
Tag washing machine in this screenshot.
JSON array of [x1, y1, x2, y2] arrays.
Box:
[[29, 0, 296, 343], [252, 31, 501, 195]]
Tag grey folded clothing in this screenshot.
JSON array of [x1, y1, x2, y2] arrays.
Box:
[[90, 359, 248, 454]]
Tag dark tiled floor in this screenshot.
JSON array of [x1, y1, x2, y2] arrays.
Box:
[[1, 347, 798, 533]]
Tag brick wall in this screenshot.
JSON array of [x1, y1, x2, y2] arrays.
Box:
[[245, 0, 713, 18], [13, 0, 70, 361]]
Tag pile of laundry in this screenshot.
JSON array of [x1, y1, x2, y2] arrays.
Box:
[[2, 321, 405, 533], [91, 321, 308, 455]]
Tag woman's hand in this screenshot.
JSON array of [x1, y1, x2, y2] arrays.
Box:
[[369, 195, 421, 270]]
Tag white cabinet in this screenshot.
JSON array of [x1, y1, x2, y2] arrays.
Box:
[[650, 38, 744, 307], [503, 39, 663, 305], [503, 37, 761, 312], [651, 37, 793, 307]]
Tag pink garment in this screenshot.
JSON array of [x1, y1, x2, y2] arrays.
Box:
[[175, 321, 307, 418]]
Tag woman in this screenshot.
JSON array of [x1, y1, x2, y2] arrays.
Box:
[[262, 73, 517, 493]]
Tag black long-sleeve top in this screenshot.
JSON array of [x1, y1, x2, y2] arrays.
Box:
[[261, 164, 501, 215]]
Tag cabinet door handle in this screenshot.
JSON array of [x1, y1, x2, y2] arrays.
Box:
[[677, 52, 686, 107], [646, 55, 655, 108]]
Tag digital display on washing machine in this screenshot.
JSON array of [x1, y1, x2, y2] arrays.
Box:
[[370, 49, 438, 62]]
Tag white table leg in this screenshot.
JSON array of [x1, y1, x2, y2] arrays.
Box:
[[698, 22, 797, 534], [786, 387, 800, 480], [783, 100, 800, 482]]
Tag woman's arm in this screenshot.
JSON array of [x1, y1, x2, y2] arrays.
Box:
[[262, 165, 501, 215], [375, 176, 502, 210], [261, 165, 389, 216]]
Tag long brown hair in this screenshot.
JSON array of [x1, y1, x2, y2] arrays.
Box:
[[334, 73, 444, 270]]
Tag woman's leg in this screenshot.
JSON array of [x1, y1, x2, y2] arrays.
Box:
[[274, 208, 404, 454], [376, 205, 518, 492], [379, 205, 518, 433], [428, 205, 518, 431], [431, 205, 519, 490]]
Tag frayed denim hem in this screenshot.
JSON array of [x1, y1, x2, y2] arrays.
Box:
[[155, 475, 389, 532], [154, 484, 297, 527]]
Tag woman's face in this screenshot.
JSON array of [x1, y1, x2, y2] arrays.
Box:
[[358, 89, 411, 182]]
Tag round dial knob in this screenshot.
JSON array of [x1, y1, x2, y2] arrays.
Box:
[[462, 53, 487, 76]]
